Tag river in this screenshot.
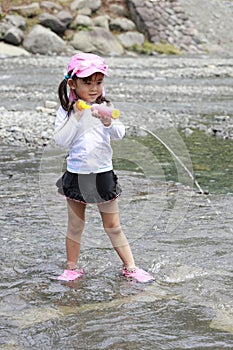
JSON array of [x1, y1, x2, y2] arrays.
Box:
[[0, 54, 233, 349]]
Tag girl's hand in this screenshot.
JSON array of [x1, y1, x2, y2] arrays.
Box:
[[73, 101, 83, 121], [92, 109, 112, 127]]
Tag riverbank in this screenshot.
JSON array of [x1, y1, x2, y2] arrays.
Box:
[[0, 54, 233, 147]]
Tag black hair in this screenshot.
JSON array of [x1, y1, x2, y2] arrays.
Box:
[[58, 73, 109, 117]]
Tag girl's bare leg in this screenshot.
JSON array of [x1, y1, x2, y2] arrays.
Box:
[[66, 199, 86, 269], [98, 200, 136, 269]]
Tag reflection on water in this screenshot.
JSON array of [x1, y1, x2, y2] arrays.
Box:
[[138, 129, 233, 195], [1, 135, 233, 349]]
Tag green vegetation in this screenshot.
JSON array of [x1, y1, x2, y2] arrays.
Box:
[[132, 40, 180, 55]]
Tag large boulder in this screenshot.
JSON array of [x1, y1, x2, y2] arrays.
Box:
[[117, 31, 145, 48], [0, 42, 30, 57], [23, 25, 67, 54], [71, 27, 124, 56]]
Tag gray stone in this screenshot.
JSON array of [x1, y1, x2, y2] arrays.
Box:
[[110, 18, 136, 32], [56, 10, 74, 27], [93, 15, 110, 30], [78, 7, 92, 16], [11, 3, 40, 17], [4, 27, 24, 45], [70, 0, 86, 11], [0, 22, 12, 40], [4, 15, 26, 30], [23, 25, 67, 55], [109, 4, 127, 17], [126, 0, 205, 53], [0, 42, 30, 57], [117, 31, 145, 48], [39, 13, 67, 35], [70, 0, 101, 13], [71, 14, 93, 29], [40, 1, 63, 12], [71, 27, 124, 56]]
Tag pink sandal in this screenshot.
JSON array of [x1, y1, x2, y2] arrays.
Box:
[[122, 267, 155, 283], [58, 269, 84, 281]]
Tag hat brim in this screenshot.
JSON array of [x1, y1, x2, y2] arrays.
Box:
[[76, 68, 108, 78]]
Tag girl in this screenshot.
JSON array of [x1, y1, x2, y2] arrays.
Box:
[[54, 52, 154, 283]]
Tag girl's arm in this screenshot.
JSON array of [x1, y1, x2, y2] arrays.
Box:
[[105, 120, 125, 140], [54, 107, 81, 148]]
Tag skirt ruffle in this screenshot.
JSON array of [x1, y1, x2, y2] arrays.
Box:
[[56, 170, 122, 204]]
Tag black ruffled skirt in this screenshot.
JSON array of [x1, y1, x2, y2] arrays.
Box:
[[56, 170, 122, 204]]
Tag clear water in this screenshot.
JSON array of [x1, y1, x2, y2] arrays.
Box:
[[1, 55, 233, 349], [1, 135, 233, 349]]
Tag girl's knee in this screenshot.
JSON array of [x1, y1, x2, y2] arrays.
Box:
[[67, 220, 85, 243]]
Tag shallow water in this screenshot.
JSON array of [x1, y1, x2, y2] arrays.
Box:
[[1, 136, 233, 349], [1, 55, 233, 349]]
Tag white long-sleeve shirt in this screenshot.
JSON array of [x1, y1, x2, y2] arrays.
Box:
[[54, 105, 125, 174]]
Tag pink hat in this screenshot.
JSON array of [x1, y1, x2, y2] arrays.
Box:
[[67, 52, 108, 78]]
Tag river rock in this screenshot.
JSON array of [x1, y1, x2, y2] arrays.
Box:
[[70, 0, 101, 13], [4, 27, 24, 45], [117, 31, 145, 48], [56, 10, 74, 27], [71, 14, 93, 29], [93, 15, 110, 30], [0, 42, 30, 56], [109, 4, 127, 17], [71, 26, 124, 56], [11, 3, 40, 17], [109, 18, 136, 32], [23, 25, 67, 55], [40, 1, 63, 12], [0, 14, 26, 40], [78, 7, 92, 16], [39, 13, 67, 35], [4, 15, 26, 30]]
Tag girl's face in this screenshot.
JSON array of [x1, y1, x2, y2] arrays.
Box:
[[70, 73, 104, 103]]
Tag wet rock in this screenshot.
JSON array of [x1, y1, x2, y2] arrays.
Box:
[[23, 25, 67, 55], [39, 13, 67, 35], [71, 27, 124, 56]]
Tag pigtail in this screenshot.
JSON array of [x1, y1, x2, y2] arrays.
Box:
[[58, 79, 69, 111]]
